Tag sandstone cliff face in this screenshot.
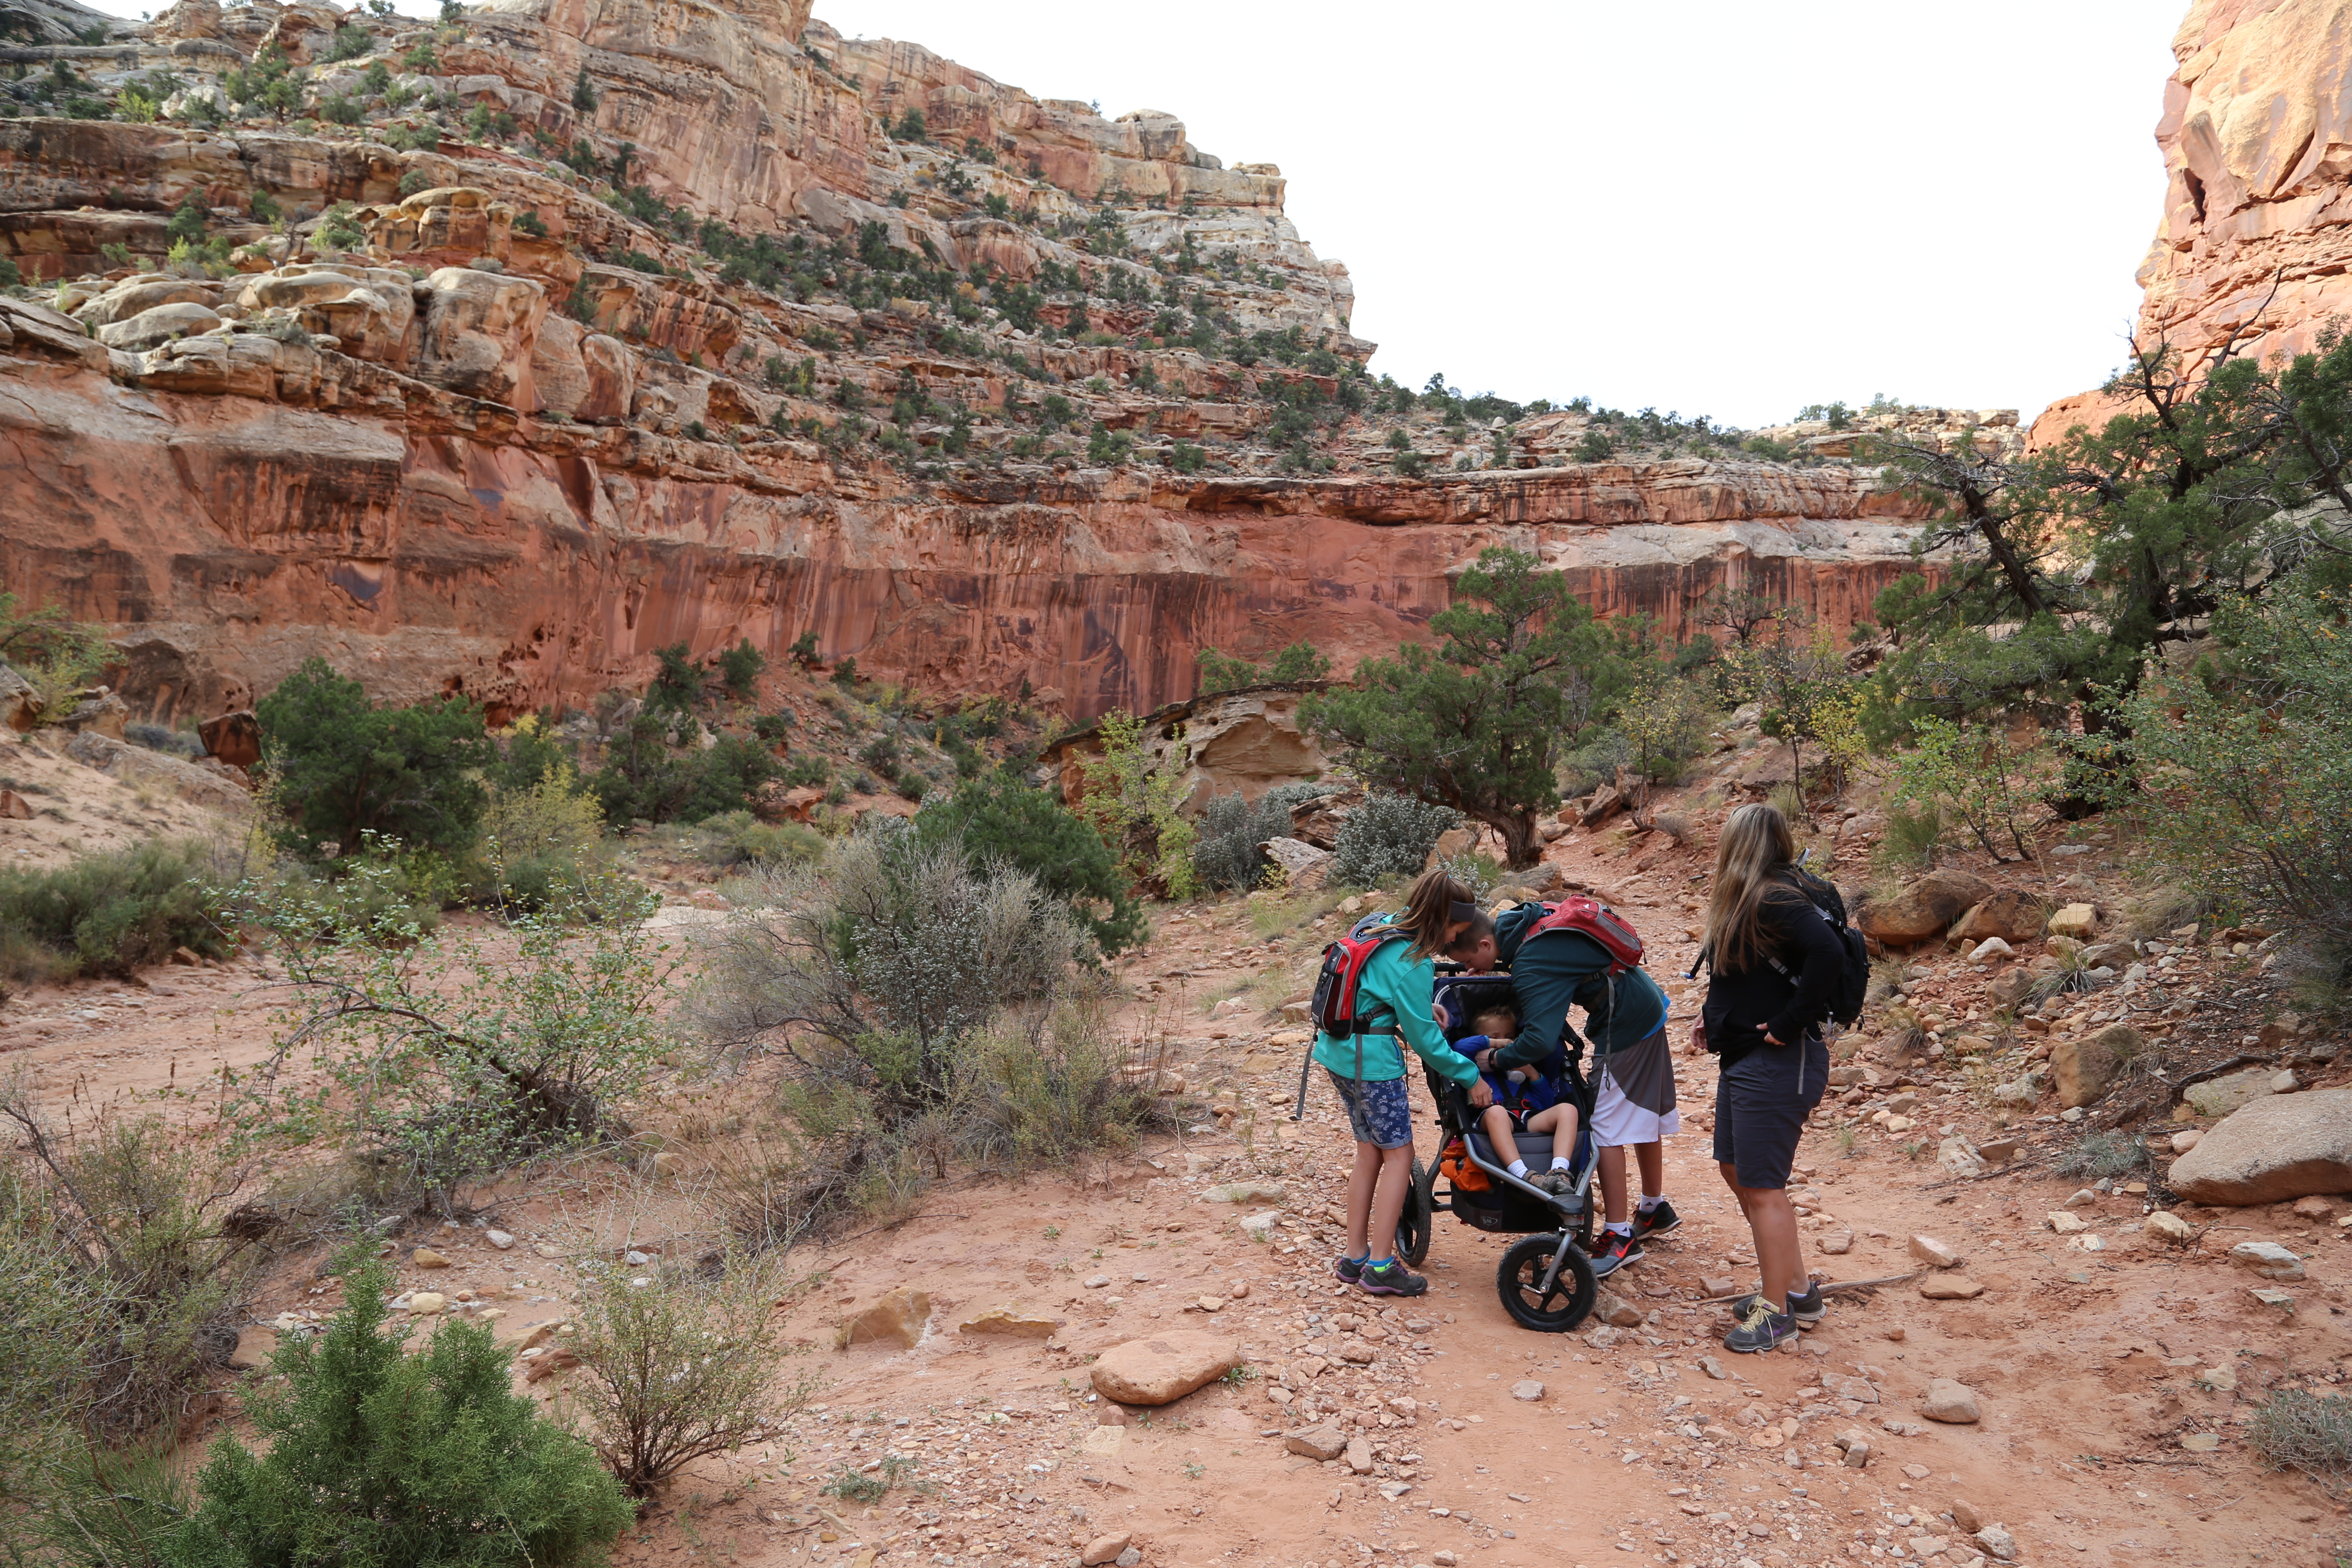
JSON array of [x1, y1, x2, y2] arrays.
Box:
[[0, 1, 1936, 725], [2037, 0, 2352, 444]]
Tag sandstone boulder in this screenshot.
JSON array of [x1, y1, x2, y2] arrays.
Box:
[[0, 665, 40, 732], [2047, 903, 2101, 940], [1948, 888, 2049, 946], [2052, 1025, 2141, 1109], [529, 311, 590, 420], [577, 332, 637, 423], [2169, 1089, 2352, 1206], [96, 302, 221, 352], [2186, 1066, 2276, 1119], [1089, 1331, 1241, 1406], [1920, 1378, 1981, 1423], [61, 730, 249, 812], [74, 276, 220, 329], [1259, 836, 1330, 888], [834, 1286, 931, 1350], [959, 1305, 1062, 1339], [415, 266, 546, 404], [198, 710, 261, 769], [1855, 869, 1991, 945]]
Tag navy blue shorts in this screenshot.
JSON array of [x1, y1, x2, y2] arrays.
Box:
[[1327, 1069, 1414, 1149], [1711, 1037, 1830, 1190]]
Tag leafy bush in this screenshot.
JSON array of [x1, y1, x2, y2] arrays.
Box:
[[0, 1092, 262, 1444], [169, 1257, 632, 1566], [717, 637, 766, 699], [590, 713, 781, 826], [1195, 641, 1332, 695], [1191, 783, 1332, 893], [2122, 582, 2352, 981], [0, 838, 232, 989], [471, 761, 610, 911], [258, 657, 495, 859], [0, 588, 110, 725], [1329, 792, 1460, 889], [2053, 1130, 2144, 1179], [914, 768, 1147, 956], [225, 861, 669, 1212], [1890, 716, 2049, 862], [1877, 805, 1944, 871], [570, 1249, 815, 1497], [1073, 710, 1196, 898], [657, 808, 823, 870]]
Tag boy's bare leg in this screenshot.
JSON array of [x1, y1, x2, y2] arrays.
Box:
[[1599, 1145, 1630, 1225], [1344, 1141, 1382, 1256], [1480, 1106, 1523, 1168]]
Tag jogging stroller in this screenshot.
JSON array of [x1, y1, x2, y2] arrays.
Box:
[[1392, 967, 1601, 1332]]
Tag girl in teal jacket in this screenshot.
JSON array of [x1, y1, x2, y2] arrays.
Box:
[[1312, 870, 1492, 1297]]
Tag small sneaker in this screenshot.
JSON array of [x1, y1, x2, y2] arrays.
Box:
[[1730, 1282, 1825, 1329], [1534, 1168, 1575, 1196], [1333, 1254, 1368, 1286], [1724, 1299, 1799, 1354], [1358, 1258, 1429, 1297], [1587, 1229, 1645, 1279], [1632, 1200, 1683, 1240]]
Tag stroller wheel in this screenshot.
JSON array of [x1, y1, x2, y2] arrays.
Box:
[[1496, 1233, 1598, 1333], [1395, 1156, 1436, 1268]]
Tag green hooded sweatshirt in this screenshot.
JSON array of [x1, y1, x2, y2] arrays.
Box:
[[1488, 901, 1670, 1071]]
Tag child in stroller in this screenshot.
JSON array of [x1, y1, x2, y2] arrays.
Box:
[[1390, 970, 1602, 1332], [1452, 997, 1583, 1197]]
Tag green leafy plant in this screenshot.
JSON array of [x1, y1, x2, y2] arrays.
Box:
[[1329, 792, 1460, 889], [1304, 547, 1622, 867], [571, 64, 599, 112], [570, 1249, 816, 1498], [915, 767, 1148, 956], [1195, 641, 1331, 695], [1890, 716, 2047, 862], [168, 1257, 632, 1565], [2249, 1388, 2352, 1486], [1073, 710, 1198, 898], [0, 838, 232, 989], [257, 657, 496, 860], [222, 861, 670, 1211], [717, 637, 766, 700]]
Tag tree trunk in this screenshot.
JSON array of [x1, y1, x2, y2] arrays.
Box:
[[1496, 808, 1543, 870]]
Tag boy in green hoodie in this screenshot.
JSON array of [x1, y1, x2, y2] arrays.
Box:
[[1445, 902, 1680, 1280]]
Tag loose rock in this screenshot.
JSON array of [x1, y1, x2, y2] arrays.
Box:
[[1919, 1275, 1985, 1300], [2229, 1240, 2306, 1280], [2144, 1211, 2194, 1243], [1510, 1379, 1544, 1403], [1921, 1378, 1981, 1424], [1285, 1424, 1348, 1461], [1908, 1233, 1961, 1269], [2170, 1088, 2352, 1205], [1081, 1533, 1133, 1567], [412, 1247, 450, 1269], [1090, 1331, 1241, 1406], [1975, 1523, 2018, 1561], [835, 1286, 931, 1350]]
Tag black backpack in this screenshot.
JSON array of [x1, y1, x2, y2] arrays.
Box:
[[1775, 867, 1871, 1029], [1686, 863, 1871, 1034]]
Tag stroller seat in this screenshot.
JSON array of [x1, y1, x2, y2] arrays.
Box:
[[1466, 1131, 1557, 1169]]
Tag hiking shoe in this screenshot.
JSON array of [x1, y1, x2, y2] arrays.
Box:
[[1587, 1230, 1645, 1279], [1534, 1168, 1576, 1196], [1358, 1259, 1429, 1297], [1333, 1255, 1367, 1286], [1632, 1200, 1683, 1240], [1730, 1282, 1825, 1329], [1724, 1299, 1799, 1354]]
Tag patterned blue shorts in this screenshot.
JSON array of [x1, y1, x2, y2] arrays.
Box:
[[1327, 1069, 1414, 1149]]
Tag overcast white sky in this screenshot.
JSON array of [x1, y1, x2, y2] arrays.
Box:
[[82, 0, 2184, 425]]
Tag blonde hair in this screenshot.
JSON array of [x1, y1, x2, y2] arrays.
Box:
[[1395, 869, 1476, 961], [1471, 1004, 1519, 1039], [1702, 802, 1800, 975]]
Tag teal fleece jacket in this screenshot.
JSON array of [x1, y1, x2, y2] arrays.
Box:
[[1310, 926, 1484, 1088], [1488, 901, 1670, 1070]]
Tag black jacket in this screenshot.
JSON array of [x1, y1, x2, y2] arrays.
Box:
[[1700, 883, 1843, 1066]]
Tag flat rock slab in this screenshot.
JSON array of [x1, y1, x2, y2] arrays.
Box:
[[959, 1305, 1063, 1338], [2170, 1088, 2352, 1205], [1919, 1274, 1985, 1300], [1284, 1424, 1348, 1461], [836, 1286, 931, 1350], [1089, 1331, 1241, 1406]]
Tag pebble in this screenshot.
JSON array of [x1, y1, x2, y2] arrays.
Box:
[[2170, 1128, 2203, 1155], [2144, 1211, 2193, 1243], [1921, 1378, 1981, 1424], [1908, 1233, 1961, 1268], [412, 1247, 450, 1269], [2063, 1188, 2098, 1208], [1510, 1379, 1544, 1403], [485, 1229, 514, 1250]]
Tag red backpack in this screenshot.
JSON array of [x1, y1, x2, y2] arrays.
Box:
[[1308, 913, 1412, 1040], [1293, 914, 1411, 1119], [1521, 895, 1645, 971]]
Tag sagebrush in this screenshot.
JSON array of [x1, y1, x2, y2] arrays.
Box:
[[1329, 793, 1459, 889]]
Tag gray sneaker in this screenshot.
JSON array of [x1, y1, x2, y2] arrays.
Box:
[[1533, 1168, 1575, 1196], [1729, 1282, 1825, 1329], [1724, 1300, 1798, 1354]]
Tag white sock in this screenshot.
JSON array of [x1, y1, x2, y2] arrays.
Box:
[[1605, 1221, 1633, 1237], [1638, 1194, 1663, 1213], [1507, 1159, 1528, 1179], [1550, 1156, 1572, 1170]]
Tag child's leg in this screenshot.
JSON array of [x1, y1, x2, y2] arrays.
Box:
[[1344, 1139, 1382, 1257], [1366, 1142, 1414, 1259], [1528, 1101, 1579, 1158], [1479, 1105, 1524, 1170]]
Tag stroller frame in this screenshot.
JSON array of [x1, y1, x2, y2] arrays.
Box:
[[1393, 969, 1602, 1332]]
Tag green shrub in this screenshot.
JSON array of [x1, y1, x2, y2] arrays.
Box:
[[750, 712, 792, 743], [570, 1250, 815, 1497], [717, 636, 766, 699], [1329, 792, 1459, 889], [2053, 1131, 2144, 1179], [915, 768, 1146, 956], [1877, 805, 1944, 870], [224, 862, 668, 1211], [0, 839, 231, 989], [326, 22, 373, 60], [658, 808, 823, 870], [257, 657, 494, 860], [1193, 784, 1332, 893], [0, 255, 22, 289], [589, 714, 781, 826], [168, 1258, 632, 1566]]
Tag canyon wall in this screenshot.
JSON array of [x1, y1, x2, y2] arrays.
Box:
[[2036, 0, 2352, 444], [0, 0, 1932, 724]]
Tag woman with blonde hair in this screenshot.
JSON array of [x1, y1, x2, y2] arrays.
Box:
[[1697, 802, 1841, 1353], [1311, 868, 1493, 1297]]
